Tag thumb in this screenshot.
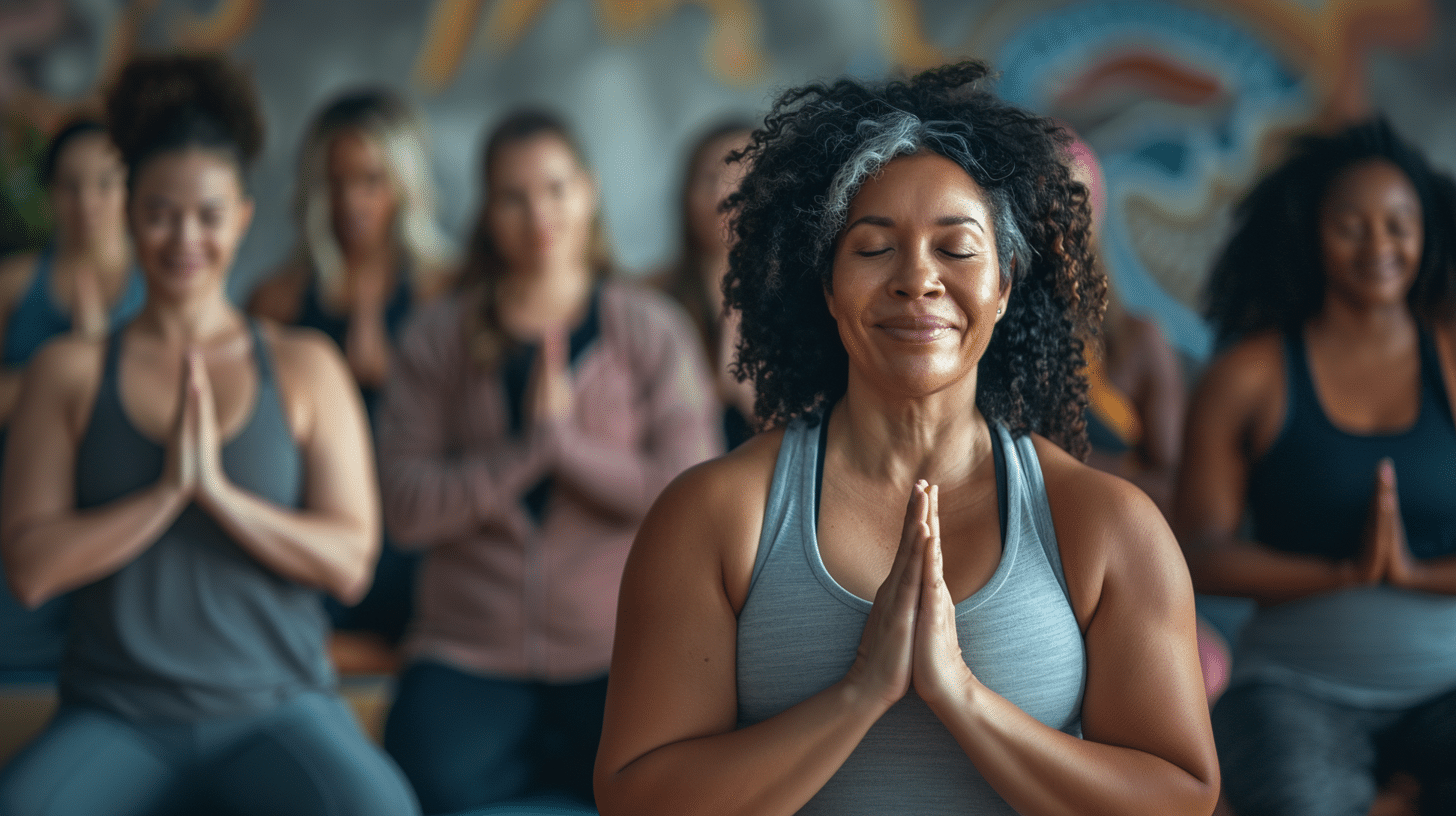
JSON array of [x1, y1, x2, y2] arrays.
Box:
[[1376, 458, 1399, 516]]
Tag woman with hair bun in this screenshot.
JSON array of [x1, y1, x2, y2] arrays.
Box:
[[0, 55, 418, 816], [1177, 118, 1456, 815], [594, 62, 1218, 815], [250, 87, 454, 655]]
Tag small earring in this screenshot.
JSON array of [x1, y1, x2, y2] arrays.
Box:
[[996, 307, 1002, 315]]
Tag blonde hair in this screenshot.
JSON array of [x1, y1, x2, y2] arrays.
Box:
[[294, 88, 452, 297]]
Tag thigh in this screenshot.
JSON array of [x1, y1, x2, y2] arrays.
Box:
[[383, 662, 538, 814], [0, 706, 184, 816], [1381, 684, 1456, 816], [1213, 683, 1393, 816], [205, 691, 419, 816], [531, 676, 609, 803]]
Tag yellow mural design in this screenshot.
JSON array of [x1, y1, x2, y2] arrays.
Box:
[[877, 0, 943, 72], [170, 0, 261, 52], [1221, 0, 1430, 125], [413, 0, 764, 93]]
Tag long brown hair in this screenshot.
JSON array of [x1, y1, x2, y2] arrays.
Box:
[[463, 109, 613, 366]]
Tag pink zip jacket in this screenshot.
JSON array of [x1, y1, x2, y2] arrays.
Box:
[[378, 280, 723, 680]]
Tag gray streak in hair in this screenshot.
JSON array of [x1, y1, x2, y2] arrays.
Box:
[[809, 110, 1029, 282]]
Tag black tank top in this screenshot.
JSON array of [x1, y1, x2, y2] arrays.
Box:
[[62, 320, 334, 721], [1247, 329, 1456, 562]]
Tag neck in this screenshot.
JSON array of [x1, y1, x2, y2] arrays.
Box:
[[341, 238, 397, 271], [499, 261, 594, 336], [132, 288, 239, 346], [1310, 297, 1417, 346], [834, 370, 989, 487]]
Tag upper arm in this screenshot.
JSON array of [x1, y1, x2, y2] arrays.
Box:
[[1127, 317, 1186, 472], [269, 326, 377, 537], [1171, 338, 1281, 552], [632, 291, 723, 465], [598, 439, 774, 778], [1, 340, 97, 546], [1041, 450, 1218, 786]]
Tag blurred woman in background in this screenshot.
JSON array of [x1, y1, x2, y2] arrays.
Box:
[[655, 120, 756, 449], [378, 109, 719, 814], [1178, 118, 1456, 816], [0, 54, 416, 816], [0, 118, 144, 672], [250, 88, 453, 663]]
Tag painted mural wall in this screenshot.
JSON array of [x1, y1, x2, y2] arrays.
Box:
[[1, 0, 1451, 359]]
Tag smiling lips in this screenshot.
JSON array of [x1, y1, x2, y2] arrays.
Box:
[[876, 314, 957, 343]]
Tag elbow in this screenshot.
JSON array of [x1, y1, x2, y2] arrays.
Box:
[[4, 561, 55, 611]]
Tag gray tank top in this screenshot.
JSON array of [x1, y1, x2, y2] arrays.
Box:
[[737, 420, 1085, 815], [62, 321, 334, 721]]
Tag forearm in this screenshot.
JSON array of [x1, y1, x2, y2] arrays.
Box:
[[200, 482, 375, 604], [3, 483, 188, 608], [930, 685, 1217, 816], [380, 441, 549, 546], [1185, 537, 1355, 604], [1400, 556, 1456, 595], [547, 423, 660, 520], [599, 679, 887, 816]]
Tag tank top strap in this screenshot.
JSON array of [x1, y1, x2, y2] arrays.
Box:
[[1279, 329, 1314, 432], [245, 317, 278, 390], [1417, 327, 1453, 422], [998, 425, 1073, 607]]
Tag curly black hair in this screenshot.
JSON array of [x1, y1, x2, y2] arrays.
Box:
[[1205, 118, 1456, 347], [105, 53, 264, 180], [721, 60, 1102, 459]]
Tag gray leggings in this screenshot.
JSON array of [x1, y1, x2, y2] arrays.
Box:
[[0, 690, 419, 816], [1214, 682, 1456, 816]]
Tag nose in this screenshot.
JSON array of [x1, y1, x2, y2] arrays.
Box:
[[889, 244, 943, 299]]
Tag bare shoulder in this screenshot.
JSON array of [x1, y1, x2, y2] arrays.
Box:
[[1194, 331, 1282, 404], [254, 320, 356, 440], [21, 334, 108, 432], [634, 427, 785, 612], [1031, 434, 1187, 622], [0, 253, 39, 312], [246, 261, 308, 323]]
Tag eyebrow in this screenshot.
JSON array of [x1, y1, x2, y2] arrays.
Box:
[[844, 214, 984, 231]]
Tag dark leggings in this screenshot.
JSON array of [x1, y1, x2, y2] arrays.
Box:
[[1214, 682, 1456, 816], [0, 691, 418, 816], [383, 661, 607, 816]]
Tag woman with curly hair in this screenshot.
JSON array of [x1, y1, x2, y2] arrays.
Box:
[[595, 61, 1218, 815], [0, 55, 417, 815], [1177, 119, 1456, 815], [250, 87, 454, 658], [377, 109, 720, 814]]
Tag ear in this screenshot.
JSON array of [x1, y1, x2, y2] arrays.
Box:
[[237, 195, 256, 238], [995, 258, 1014, 321], [822, 279, 838, 322]]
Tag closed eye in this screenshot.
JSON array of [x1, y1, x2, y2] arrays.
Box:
[[854, 248, 891, 258], [940, 250, 976, 259]]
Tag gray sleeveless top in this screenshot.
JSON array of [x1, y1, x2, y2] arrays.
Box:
[[62, 321, 334, 721], [737, 420, 1086, 815]]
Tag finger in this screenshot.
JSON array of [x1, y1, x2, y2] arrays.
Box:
[[879, 481, 929, 603], [928, 483, 940, 541], [1378, 458, 1398, 514]]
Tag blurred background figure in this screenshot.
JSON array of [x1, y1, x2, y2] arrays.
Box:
[[0, 118, 140, 673], [377, 109, 719, 815], [249, 87, 454, 668], [1063, 132, 1230, 705], [654, 120, 756, 450], [1177, 119, 1456, 816], [0, 53, 418, 815]]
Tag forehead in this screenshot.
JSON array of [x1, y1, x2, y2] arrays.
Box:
[[56, 132, 121, 172], [490, 133, 581, 185], [328, 129, 386, 167], [132, 149, 243, 200], [846, 151, 990, 218], [1322, 158, 1420, 212]]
